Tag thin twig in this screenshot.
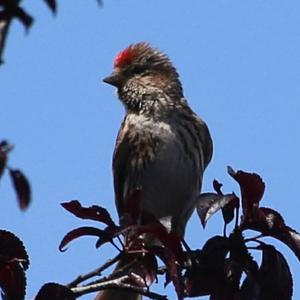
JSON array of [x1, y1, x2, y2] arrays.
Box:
[[81, 257, 138, 287], [181, 238, 191, 251], [66, 254, 121, 288], [117, 235, 124, 249], [0, 16, 11, 65], [223, 223, 227, 237], [244, 233, 264, 243], [71, 275, 168, 299]]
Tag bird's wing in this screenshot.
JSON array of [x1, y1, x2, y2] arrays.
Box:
[[112, 118, 131, 217]]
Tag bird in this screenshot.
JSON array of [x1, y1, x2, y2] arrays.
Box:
[[96, 42, 213, 300]]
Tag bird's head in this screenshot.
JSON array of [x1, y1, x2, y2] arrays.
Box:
[[103, 43, 183, 113]]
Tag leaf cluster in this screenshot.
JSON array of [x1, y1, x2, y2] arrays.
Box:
[[34, 167, 299, 300]]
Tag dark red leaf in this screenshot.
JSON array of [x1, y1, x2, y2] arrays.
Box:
[[212, 179, 240, 227], [43, 0, 57, 14], [257, 244, 293, 300], [222, 259, 243, 295], [222, 195, 240, 226], [285, 226, 300, 260], [129, 253, 158, 288], [237, 274, 260, 300], [0, 260, 26, 300], [95, 225, 121, 249], [0, 227, 28, 299], [242, 207, 285, 232], [128, 222, 184, 263], [0, 146, 7, 180], [201, 233, 256, 300], [213, 179, 223, 195], [0, 140, 13, 181], [202, 236, 229, 258], [229, 230, 258, 275], [0, 230, 30, 270], [0, 152, 6, 180], [196, 193, 238, 228], [238, 243, 293, 300], [0, 1, 33, 28], [241, 207, 300, 261], [61, 200, 116, 227], [59, 227, 109, 252], [184, 236, 229, 297], [9, 169, 31, 211], [184, 268, 211, 297], [239, 244, 293, 300], [13, 6, 33, 30], [150, 245, 184, 299], [228, 166, 265, 218], [208, 259, 243, 300], [35, 283, 75, 300]]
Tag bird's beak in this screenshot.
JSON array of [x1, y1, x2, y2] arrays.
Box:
[[103, 72, 122, 87]]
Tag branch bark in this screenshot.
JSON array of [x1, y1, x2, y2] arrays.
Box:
[[67, 253, 121, 288], [71, 275, 168, 300]]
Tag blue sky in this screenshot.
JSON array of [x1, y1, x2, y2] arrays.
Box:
[[1, 0, 300, 299]]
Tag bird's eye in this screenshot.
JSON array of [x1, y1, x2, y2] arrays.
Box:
[[132, 65, 145, 74]]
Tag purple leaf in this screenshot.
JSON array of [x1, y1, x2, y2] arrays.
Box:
[[208, 259, 243, 300], [129, 253, 158, 288], [95, 226, 120, 249], [59, 226, 109, 252], [0, 140, 13, 180], [0, 230, 30, 270], [239, 245, 293, 300], [241, 206, 300, 261], [258, 244, 293, 299], [238, 274, 260, 300], [150, 245, 184, 299], [127, 221, 184, 263], [0, 151, 6, 180], [13, 6, 34, 30], [229, 230, 258, 275], [196, 193, 238, 228], [43, 0, 57, 14], [0, 230, 29, 300], [222, 195, 240, 226], [184, 236, 229, 298], [228, 166, 265, 218], [35, 283, 75, 300], [9, 168, 31, 211], [61, 200, 115, 227], [0, 260, 26, 300], [213, 179, 223, 195]]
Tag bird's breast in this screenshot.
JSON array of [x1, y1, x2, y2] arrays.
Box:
[[125, 114, 176, 169]]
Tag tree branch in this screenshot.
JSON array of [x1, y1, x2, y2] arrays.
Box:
[[71, 275, 168, 300], [66, 253, 121, 288]]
